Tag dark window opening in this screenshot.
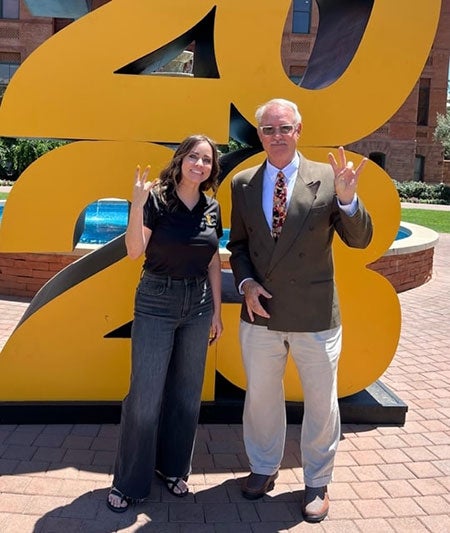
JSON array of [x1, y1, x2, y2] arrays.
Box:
[[369, 152, 386, 169], [414, 155, 425, 182], [417, 78, 430, 126]]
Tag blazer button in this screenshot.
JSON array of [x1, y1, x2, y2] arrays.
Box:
[[290, 279, 296, 284], [253, 251, 259, 257], [298, 252, 305, 258]]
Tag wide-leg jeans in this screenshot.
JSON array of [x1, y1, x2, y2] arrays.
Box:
[[240, 321, 342, 488], [113, 272, 213, 500]]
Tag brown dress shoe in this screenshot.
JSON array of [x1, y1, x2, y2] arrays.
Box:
[[241, 472, 278, 500], [301, 485, 329, 523]]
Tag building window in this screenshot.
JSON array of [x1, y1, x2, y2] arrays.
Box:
[[0, 51, 20, 88], [292, 0, 312, 34], [414, 155, 425, 181], [289, 65, 305, 85], [0, 0, 19, 19], [369, 152, 386, 169], [417, 78, 430, 126]]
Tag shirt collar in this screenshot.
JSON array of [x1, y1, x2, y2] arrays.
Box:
[[266, 152, 300, 183]]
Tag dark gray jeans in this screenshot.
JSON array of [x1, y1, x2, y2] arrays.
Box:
[[113, 272, 213, 500]]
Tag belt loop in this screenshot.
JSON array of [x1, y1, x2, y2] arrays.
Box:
[[167, 276, 172, 289]]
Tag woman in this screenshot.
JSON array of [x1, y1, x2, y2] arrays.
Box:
[[107, 135, 223, 512]]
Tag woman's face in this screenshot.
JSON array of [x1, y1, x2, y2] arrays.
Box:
[[180, 141, 213, 188]]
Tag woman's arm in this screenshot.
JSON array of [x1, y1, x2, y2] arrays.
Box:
[[125, 204, 152, 259], [125, 165, 153, 260], [207, 250, 223, 344]]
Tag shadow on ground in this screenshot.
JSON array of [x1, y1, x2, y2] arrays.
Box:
[[32, 478, 309, 532]]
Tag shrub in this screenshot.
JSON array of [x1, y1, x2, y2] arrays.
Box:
[[393, 180, 450, 205]]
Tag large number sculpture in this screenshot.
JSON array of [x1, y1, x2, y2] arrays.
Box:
[[0, 0, 441, 402]]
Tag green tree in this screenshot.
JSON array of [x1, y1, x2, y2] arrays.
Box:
[[0, 137, 69, 180], [434, 111, 450, 159], [218, 138, 249, 154]]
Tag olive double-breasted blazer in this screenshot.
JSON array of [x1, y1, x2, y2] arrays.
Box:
[[227, 155, 373, 332]]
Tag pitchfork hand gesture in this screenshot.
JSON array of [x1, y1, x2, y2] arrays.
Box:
[[131, 165, 154, 208], [328, 146, 368, 206]]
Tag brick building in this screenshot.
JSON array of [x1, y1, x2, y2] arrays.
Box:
[[1, 0, 449, 183]]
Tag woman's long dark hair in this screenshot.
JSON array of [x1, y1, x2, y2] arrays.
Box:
[[154, 134, 220, 210]]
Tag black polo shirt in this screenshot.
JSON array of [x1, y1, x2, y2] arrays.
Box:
[[142, 190, 222, 278]]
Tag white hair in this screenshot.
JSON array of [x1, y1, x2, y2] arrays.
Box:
[[255, 98, 302, 125]]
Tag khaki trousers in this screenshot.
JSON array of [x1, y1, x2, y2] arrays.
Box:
[[240, 320, 342, 487]]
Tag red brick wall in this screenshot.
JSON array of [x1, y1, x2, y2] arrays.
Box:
[[0, 247, 435, 298], [367, 248, 434, 293], [0, 251, 85, 298]]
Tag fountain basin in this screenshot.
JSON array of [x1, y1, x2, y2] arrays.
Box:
[[0, 201, 439, 297], [366, 222, 439, 293]]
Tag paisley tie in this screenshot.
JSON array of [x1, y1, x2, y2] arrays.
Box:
[[272, 170, 287, 240]]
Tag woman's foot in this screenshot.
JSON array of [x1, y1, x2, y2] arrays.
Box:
[[106, 486, 130, 513], [155, 470, 189, 497]]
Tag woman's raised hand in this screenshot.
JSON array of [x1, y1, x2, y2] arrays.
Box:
[[132, 165, 153, 208]]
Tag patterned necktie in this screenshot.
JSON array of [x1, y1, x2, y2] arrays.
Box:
[[272, 170, 287, 240]]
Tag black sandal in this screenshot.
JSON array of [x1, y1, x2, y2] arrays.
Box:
[[155, 470, 189, 497], [106, 486, 130, 513]]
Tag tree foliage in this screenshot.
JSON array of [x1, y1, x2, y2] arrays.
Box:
[[434, 111, 450, 159], [0, 137, 69, 180], [218, 138, 249, 154]]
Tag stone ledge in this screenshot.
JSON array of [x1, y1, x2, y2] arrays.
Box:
[[384, 221, 439, 255]]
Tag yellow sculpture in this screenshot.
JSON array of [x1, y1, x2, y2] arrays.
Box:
[[0, 0, 441, 401]]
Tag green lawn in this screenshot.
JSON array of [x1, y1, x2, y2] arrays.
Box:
[[401, 208, 450, 233], [0, 192, 8, 200]]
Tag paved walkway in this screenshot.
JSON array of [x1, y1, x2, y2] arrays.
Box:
[[400, 202, 450, 211], [0, 238, 449, 531]]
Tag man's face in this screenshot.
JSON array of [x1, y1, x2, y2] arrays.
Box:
[[257, 104, 301, 166]]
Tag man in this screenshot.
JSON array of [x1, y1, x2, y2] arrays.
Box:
[[227, 98, 373, 523]]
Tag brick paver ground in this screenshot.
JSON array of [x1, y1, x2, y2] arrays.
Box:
[[0, 231, 448, 531]]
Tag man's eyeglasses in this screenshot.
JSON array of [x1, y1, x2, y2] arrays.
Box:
[[259, 124, 297, 136]]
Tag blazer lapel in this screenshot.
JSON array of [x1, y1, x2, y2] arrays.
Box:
[[242, 165, 275, 253]]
